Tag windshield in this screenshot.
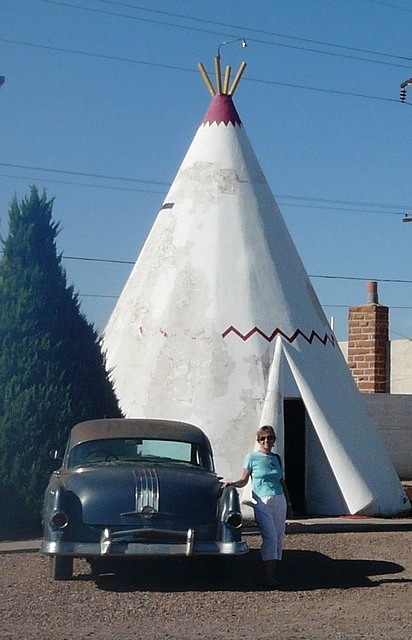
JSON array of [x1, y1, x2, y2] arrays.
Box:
[[68, 437, 214, 472]]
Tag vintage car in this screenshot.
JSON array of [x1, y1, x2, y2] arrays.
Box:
[[41, 418, 248, 580]]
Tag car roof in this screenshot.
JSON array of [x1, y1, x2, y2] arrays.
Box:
[[68, 418, 213, 451]]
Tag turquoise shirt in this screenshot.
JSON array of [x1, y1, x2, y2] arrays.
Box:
[[244, 451, 284, 499]]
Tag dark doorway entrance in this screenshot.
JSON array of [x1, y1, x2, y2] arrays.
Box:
[[283, 398, 306, 514]]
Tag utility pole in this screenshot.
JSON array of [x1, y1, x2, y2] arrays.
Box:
[[400, 77, 412, 102], [400, 78, 412, 222]]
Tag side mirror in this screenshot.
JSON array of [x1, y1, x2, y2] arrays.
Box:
[[48, 449, 63, 471]]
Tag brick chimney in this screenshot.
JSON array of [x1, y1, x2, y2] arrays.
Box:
[[347, 282, 389, 393]]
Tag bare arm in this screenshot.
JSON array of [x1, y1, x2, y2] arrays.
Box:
[[222, 467, 251, 489]]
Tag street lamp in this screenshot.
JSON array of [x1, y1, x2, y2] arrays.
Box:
[[0, 76, 5, 89], [217, 37, 247, 59]]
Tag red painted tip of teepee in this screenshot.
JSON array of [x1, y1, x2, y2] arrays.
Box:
[[202, 94, 242, 127]]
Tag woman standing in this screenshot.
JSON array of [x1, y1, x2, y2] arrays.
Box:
[[223, 425, 293, 588]]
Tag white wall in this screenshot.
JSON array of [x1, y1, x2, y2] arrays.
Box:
[[339, 339, 412, 395], [363, 394, 412, 480], [390, 340, 412, 394]]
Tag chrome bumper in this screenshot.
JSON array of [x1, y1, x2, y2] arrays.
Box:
[[100, 526, 195, 556], [40, 527, 248, 558]]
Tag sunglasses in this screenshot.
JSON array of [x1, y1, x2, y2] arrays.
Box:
[[259, 436, 275, 441]]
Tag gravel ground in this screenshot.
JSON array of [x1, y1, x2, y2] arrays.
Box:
[[0, 530, 411, 640]]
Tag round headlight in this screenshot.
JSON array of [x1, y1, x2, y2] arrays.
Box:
[[50, 511, 69, 529]]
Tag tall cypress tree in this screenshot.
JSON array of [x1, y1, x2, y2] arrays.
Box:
[[0, 187, 122, 537]]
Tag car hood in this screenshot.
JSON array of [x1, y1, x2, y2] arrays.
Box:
[[61, 463, 221, 527]]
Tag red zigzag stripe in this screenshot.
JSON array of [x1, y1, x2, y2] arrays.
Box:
[[222, 326, 336, 346]]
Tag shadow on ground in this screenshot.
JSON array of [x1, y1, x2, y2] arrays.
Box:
[[73, 549, 407, 593]]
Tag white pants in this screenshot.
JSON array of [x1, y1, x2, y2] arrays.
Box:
[[253, 494, 287, 561]]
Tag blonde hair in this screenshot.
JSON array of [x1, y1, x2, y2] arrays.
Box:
[[256, 425, 276, 442]]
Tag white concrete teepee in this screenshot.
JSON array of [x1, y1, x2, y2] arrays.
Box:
[[102, 58, 410, 516]]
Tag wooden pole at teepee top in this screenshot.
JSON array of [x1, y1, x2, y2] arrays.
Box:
[[228, 61, 247, 96], [198, 63, 216, 96], [214, 56, 223, 95], [198, 60, 246, 96], [223, 66, 231, 94]]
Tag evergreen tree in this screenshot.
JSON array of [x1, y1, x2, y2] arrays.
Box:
[[0, 187, 122, 537]]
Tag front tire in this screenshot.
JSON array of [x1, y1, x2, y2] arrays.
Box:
[[50, 555, 73, 580]]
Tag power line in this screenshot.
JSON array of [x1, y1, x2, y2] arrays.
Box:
[[1, 35, 410, 106], [276, 193, 409, 210], [359, 0, 412, 13], [0, 37, 196, 75], [0, 162, 169, 186], [246, 75, 403, 104], [389, 329, 412, 341], [271, 203, 403, 217], [80, 293, 118, 299], [310, 274, 412, 284], [36, 0, 412, 70], [78, 289, 412, 341], [96, 0, 412, 62], [323, 303, 412, 309], [0, 182, 408, 218], [77, 291, 412, 340], [0, 173, 166, 194], [65, 255, 134, 265], [2, 164, 412, 216], [62, 255, 412, 285]]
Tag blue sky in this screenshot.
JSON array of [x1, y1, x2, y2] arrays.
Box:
[[1, 0, 411, 342]]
